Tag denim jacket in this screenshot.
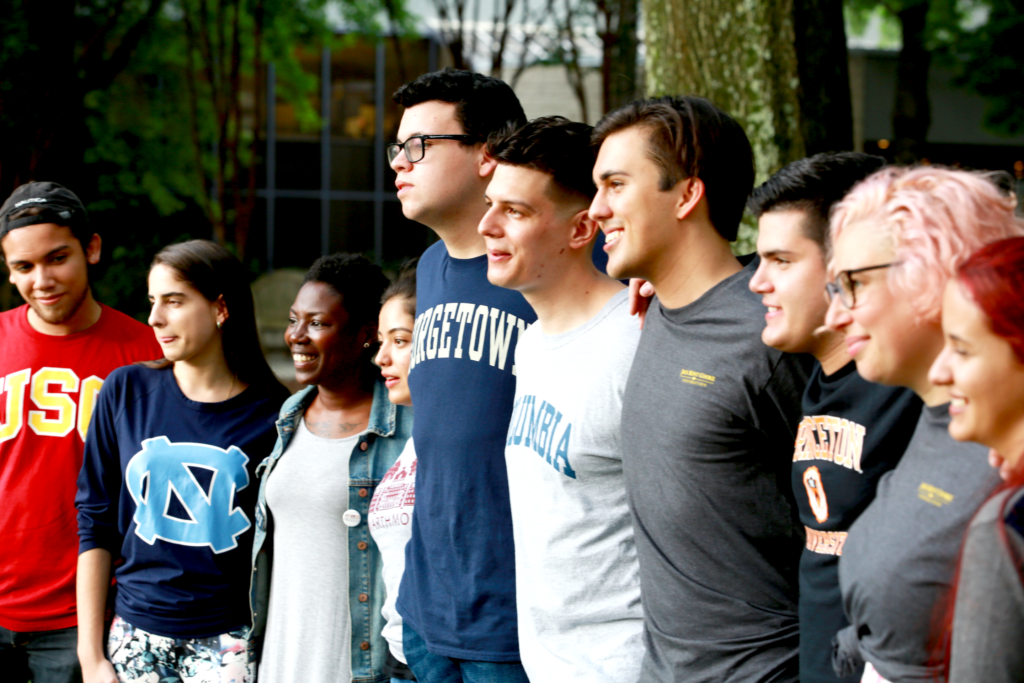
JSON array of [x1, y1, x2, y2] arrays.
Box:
[[249, 379, 413, 683]]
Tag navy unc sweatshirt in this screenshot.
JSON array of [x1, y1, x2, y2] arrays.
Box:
[[76, 364, 287, 638]]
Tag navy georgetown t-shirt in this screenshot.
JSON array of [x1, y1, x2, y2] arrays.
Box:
[[397, 241, 537, 661]]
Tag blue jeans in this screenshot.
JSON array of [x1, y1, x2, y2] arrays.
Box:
[[402, 624, 528, 683], [0, 624, 82, 683]]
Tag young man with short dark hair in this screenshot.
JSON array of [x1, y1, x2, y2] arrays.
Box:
[[480, 116, 644, 682], [589, 96, 813, 682], [0, 182, 160, 683], [388, 68, 533, 682], [747, 153, 922, 683]]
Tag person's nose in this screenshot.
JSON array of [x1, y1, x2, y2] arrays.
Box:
[[928, 344, 954, 387], [749, 262, 772, 294], [824, 292, 852, 332], [588, 188, 612, 223]]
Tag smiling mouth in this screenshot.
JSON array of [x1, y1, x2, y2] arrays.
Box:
[[604, 229, 623, 245], [293, 353, 316, 363]]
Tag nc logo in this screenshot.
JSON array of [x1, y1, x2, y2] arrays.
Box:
[[126, 437, 252, 553]]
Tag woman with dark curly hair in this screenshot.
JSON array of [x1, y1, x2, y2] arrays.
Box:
[[250, 253, 413, 683]]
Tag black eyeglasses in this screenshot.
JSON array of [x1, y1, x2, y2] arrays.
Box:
[[825, 262, 902, 309], [386, 135, 473, 164]]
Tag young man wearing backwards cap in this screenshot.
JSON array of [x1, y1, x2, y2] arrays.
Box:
[[0, 182, 160, 683]]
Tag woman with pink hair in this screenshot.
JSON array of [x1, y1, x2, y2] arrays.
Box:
[[823, 167, 1024, 683], [929, 237, 1024, 683]]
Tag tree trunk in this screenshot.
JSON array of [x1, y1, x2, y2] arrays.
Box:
[[792, 0, 853, 154], [605, 0, 639, 112], [643, 0, 805, 185], [892, 0, 931, 164]]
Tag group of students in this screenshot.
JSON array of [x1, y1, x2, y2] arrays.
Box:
[[0, 66, 1022, 683]]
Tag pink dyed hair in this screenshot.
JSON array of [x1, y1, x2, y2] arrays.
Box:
[[829, 166, 1024, 323]]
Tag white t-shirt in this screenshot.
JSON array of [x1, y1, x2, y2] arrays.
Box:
[[367, 438, 417, 663], [258, 420, 357, 683], [505, 289, 644, 682]]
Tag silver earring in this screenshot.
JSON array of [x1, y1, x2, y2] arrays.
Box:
[[217, 321, 222, 330], [363, 342, 371, 348]]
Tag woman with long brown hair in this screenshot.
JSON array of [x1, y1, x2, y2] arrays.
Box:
[[75, 240, 289, 683]]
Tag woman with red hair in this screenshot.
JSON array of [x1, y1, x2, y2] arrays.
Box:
[[929, 236, 1024, 683]]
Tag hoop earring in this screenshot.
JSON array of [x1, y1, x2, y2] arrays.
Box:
[[363, 342, 370, 348]]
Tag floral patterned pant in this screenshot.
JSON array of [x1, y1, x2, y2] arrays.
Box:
[[107, 615, 255, 683]]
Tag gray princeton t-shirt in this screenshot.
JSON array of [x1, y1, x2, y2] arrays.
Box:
[[836, 404, 1002, 683], [505, 289, 644, 683], [621, 261, 812, 683]]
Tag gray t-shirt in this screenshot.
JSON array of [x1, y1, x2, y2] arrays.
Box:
[[949, 486, 1024, 683], [258, 420, 358, 683], [505, 289, 644, 682], [836, 404, 1002, 682], [621, 262, 812, 683]]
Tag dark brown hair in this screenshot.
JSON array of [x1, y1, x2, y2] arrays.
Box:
[[393, 68, 527, 146], [382, 258, 418, 318], [147, 239, 281, 390], [592, 96, 754, 241], [486, 116, 596, 203]]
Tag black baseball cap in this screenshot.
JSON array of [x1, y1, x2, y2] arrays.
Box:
[[0, 182, 89, 243]]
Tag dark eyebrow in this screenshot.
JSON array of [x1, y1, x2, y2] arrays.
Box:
[[7, 245, 73, 267], [386, 326, 414, 335], [485, 193, 537, 213], [149, 291, 188, 300], [503, 198, 537, 213], [599, 170, 628, 181], [760, 249, 796, 259], [948, 332, 970, 345]]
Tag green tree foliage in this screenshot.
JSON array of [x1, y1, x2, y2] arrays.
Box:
[[843, 0, 1021, 158], [950, 0, 1024, 136], [0, 0, 402, 316]]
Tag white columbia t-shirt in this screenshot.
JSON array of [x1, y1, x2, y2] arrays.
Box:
[[504, 289, 644, 682]]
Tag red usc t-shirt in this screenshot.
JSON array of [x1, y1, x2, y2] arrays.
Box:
[[0, 304, 161, 631]]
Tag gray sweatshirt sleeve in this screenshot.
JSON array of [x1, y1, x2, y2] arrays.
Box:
[[949, 490, 1024, 683]]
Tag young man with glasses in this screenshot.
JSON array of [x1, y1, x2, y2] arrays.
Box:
[[747, 153, 922, 683], [387, 68, 532, 683]]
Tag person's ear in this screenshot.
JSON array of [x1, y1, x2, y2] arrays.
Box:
[[675, 177, 705, 222], [478, 146, 498, 179], [213, 294, 229, 327], [568, 209, 601, 250], [357, 323, 379, 349], [85, 234, 102, 265]]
